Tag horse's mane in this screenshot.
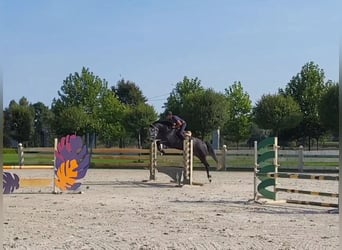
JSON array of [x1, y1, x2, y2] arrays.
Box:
[[151, 120, 173, 127]]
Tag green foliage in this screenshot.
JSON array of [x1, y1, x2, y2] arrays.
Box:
[[4, 97, 34, 145], [31, 102, 54, 146], [223, 81, 252, 147], [96, 89, 126, 146], [57, 67, 108, 108], [52, 67, 125, 140], [253, 94, 302, 136], [283, 62, 326, 112], [3, 110, 12, 147], [3, 148, 16, 154], [280, 61, 329, 148], [247, 123, 269, 147], [111, 79, 157, 146], [163, 76, 227, 139], [54, 106, 90, 136], [319, 83, 338, 135], [3, 61, 338, 149], [163, 76, 204, 117], [124, 103, 158, 145], [183, 88, 227, 139], [112, 79, 147, 106]]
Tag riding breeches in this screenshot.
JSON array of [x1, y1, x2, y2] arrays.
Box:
[[177, 123, 187, 139]]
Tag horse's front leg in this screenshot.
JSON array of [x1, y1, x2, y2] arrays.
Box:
[[156, 141, 166, 155]]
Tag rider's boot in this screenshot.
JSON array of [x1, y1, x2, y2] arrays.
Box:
[[177, 131, 185, 140]]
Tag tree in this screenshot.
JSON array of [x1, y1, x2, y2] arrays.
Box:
[[5, 97, 34, 146], [31, 102, 54, 146], [52, 67, 110, 135], [253, 94, 302, 136], [53, 106, 90, 136], [247, 123, 269, 148], [124, 103, 158, 147], [52, 67, 126, 147], [223, 81, 252, 148], [280, 61, 329, 149], [95, 89, 126, 147], [111, 79, 147, 106], [183, 89, 227, 139], [163, 76, 204, 117], [319, 83, 338, 135], [111, 79, 157, 147], [3, 109, 12, 147]]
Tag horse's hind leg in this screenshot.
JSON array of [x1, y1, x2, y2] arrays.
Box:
[[201, 158, 212, 183], [194, 153, 212, 182]]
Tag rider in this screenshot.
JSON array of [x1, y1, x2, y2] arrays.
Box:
[[166, 111, 187, 140]]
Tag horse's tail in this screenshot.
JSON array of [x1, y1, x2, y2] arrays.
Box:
[[205, 141, 218, 163]]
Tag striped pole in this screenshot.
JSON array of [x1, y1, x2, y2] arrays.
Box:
[[253, 141, 258, 201], [254, 137, 339, 208], [149, 140, 157, 180], [53, 138, 58, 194], [3, 166, 53, 169], [273, 137, 279, 200], [257, 173, 339, 181], [276, 188, 338, 198], [183, 138, 193, 185], [286, 200, 338, 208]]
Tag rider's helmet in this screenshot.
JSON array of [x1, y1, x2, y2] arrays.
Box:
[[166, 111, 173, 118]]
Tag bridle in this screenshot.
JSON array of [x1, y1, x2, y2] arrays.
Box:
[[149, 124, 159, 141]]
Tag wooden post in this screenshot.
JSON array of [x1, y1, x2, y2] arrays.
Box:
[[222, 145, 227, 170], [18, 143, 24, 168], [53, 138, 58, 194], [253, 141, 258, 201], [298, 145, 304, 172], [273, 137, 279, 201], [149, 140, 157, 180], [183, 138, 193, 185]]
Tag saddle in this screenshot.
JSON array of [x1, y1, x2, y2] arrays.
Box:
[[172, 126, 192, 139]]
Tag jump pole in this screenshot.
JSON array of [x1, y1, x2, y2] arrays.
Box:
[[53, 138, 58, 194], [4, 138, 59, 193], [3, 166, 53, 169], [183, 138, 193, 185], [149, 140, 158, 181], [254, 137, 339, 208], [148, 138, 194, 185], [253, 141, 258, 201]]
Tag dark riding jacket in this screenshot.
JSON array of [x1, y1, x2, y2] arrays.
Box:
[[169, 115, 187, 139], [170, 115, 185, 128]]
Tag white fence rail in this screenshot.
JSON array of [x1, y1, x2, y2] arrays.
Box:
[[217, 146, 339, 172]]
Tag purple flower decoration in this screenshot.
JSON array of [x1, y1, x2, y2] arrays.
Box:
[[3, 172, 20, 194], [55, 135, 90, 191]]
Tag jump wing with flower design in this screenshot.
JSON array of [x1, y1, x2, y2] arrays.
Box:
[[55, 135, 90, 191], [3, 172, 20, 194]]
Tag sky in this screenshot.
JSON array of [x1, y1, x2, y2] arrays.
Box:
[[1, 0, 340, 114]]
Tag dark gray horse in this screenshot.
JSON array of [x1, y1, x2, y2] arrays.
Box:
[[149, 120, 218, 182]]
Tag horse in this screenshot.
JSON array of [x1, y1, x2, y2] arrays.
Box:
[[149, 120, 218, 182]]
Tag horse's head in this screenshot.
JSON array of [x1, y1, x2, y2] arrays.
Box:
[[149, 120, 173, 141], [149, 123, 159, 141]]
